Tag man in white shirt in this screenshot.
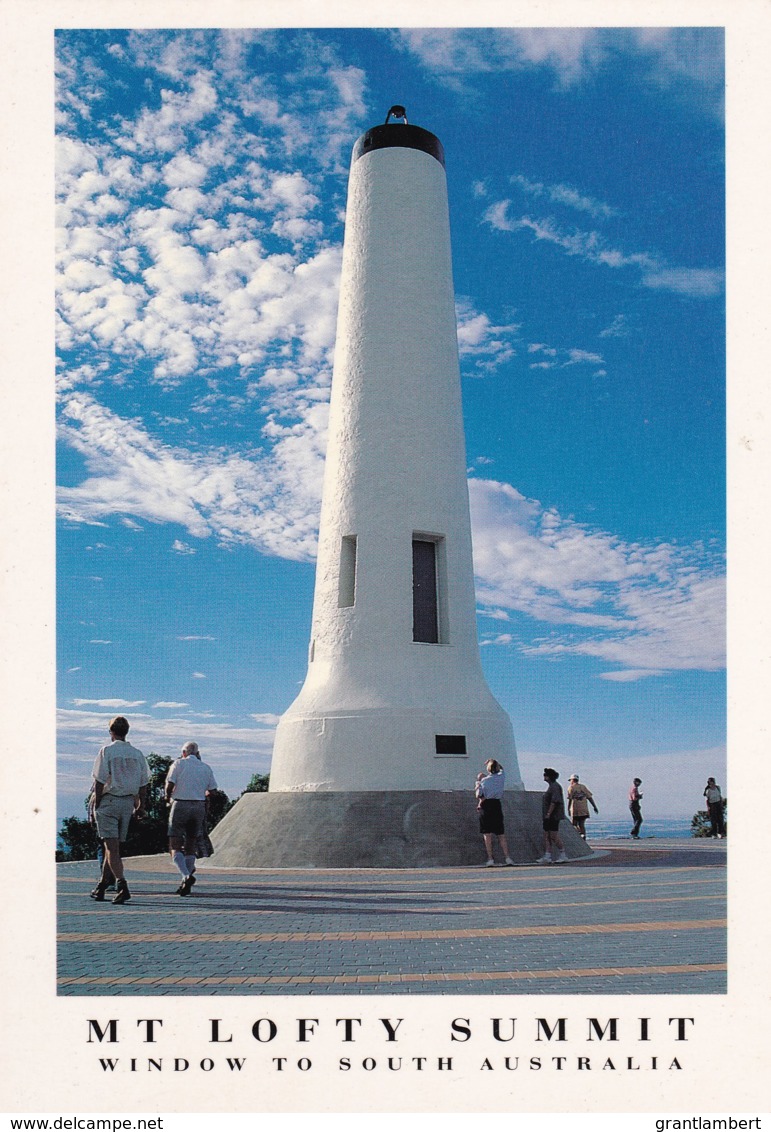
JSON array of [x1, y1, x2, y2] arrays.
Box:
[[165, 741, 217, 896], [90, 716, 150, 904]]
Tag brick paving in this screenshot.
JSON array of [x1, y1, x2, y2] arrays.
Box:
[[57, 838, 726, 996]]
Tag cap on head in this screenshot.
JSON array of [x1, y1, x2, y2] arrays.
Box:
[[634, 777, 642, 785], [570, 774, 579, 781]]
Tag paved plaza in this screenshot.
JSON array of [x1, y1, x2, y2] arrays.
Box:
[[57, 839, 726, 996]]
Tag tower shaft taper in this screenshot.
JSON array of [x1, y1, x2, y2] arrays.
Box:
[[270, 117, 521, 792]]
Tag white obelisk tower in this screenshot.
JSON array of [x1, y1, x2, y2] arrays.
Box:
[[212, 109, 589, 866], [270, 107, 523, 794]]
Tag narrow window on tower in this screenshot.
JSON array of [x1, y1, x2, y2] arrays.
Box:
[[338, 535, 357, 608], [412, 534, 447, 643]]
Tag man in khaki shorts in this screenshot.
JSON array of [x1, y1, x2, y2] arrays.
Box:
[[90, 716, 150, 905]]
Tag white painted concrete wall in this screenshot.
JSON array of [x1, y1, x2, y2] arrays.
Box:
[[270, 134, 522, 792]]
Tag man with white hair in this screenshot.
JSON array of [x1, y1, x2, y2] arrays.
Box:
[[165, 741, 217, 895]]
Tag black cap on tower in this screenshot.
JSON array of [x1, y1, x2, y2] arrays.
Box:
[[352, 106, 445, 167]]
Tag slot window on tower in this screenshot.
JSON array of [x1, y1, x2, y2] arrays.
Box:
[[412, 534, 447, 643], [338, 535, 358, 608]]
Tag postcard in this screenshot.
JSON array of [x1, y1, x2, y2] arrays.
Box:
[[1, 0, 769, 1121]]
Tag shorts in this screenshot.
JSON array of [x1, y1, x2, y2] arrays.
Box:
[[94, 794, 135, 841], [542, 816, 561, 833], [479, 798, 505, 835], [168, 799, 206, 847]]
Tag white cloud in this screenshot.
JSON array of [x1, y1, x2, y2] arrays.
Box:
[[56, 391, 325, 561], [511, 173, 617, 220], [527, 341, 604, 372], [565, 349, 604, 366], [641, 266, 724, 299], [162, 153, 209, 190], [56, 51, 348, 385], [478, 607, 510, 622], [456, 299, 518, 371], [192, 672, 207, 679], [598, 669, 665, 682], [483, 203, 723, 300], [72, 698, 146, 707], [171, 539, 196, 555], [629, 28, 724, 119], [392, 28, 607, 89], [393, 28, 722, 114], [469, 478, 724, 677], [599, 314, 629, 339], [153, 701, 190, 708]]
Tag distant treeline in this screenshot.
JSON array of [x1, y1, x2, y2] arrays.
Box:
[[56, 755, 269, 861]]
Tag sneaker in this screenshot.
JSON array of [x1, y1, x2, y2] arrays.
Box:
[[536, 855, 552, 864], [504, 857, 515, 866], [112, 880, 131, 905], [554, 853, 568, 864], [485, 859, 495, 867]]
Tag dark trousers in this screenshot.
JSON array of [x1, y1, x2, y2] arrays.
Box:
[[707, 801, 725, 837], [629, 802, 643, 837]]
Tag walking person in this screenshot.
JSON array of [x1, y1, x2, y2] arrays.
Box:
[[165, 741, 217, 895], [567, 773, 598, 840], [629, 777, 644, 838], [87, 790, 115, 892], [475, 759, 515, 867], [89, 716, 150, 904], [703, 777, 726, 839], [537, 768, 567, 864]]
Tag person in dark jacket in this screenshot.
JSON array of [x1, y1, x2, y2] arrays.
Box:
[[537, 768, 567, 864]]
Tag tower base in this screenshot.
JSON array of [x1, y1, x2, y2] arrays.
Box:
[[208, 791, 593, 868]]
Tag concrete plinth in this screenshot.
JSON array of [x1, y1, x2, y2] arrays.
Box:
[[209, 791, 592, 869]]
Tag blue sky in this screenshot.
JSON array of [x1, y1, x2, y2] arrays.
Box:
[[55, 27, 725, 822]]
